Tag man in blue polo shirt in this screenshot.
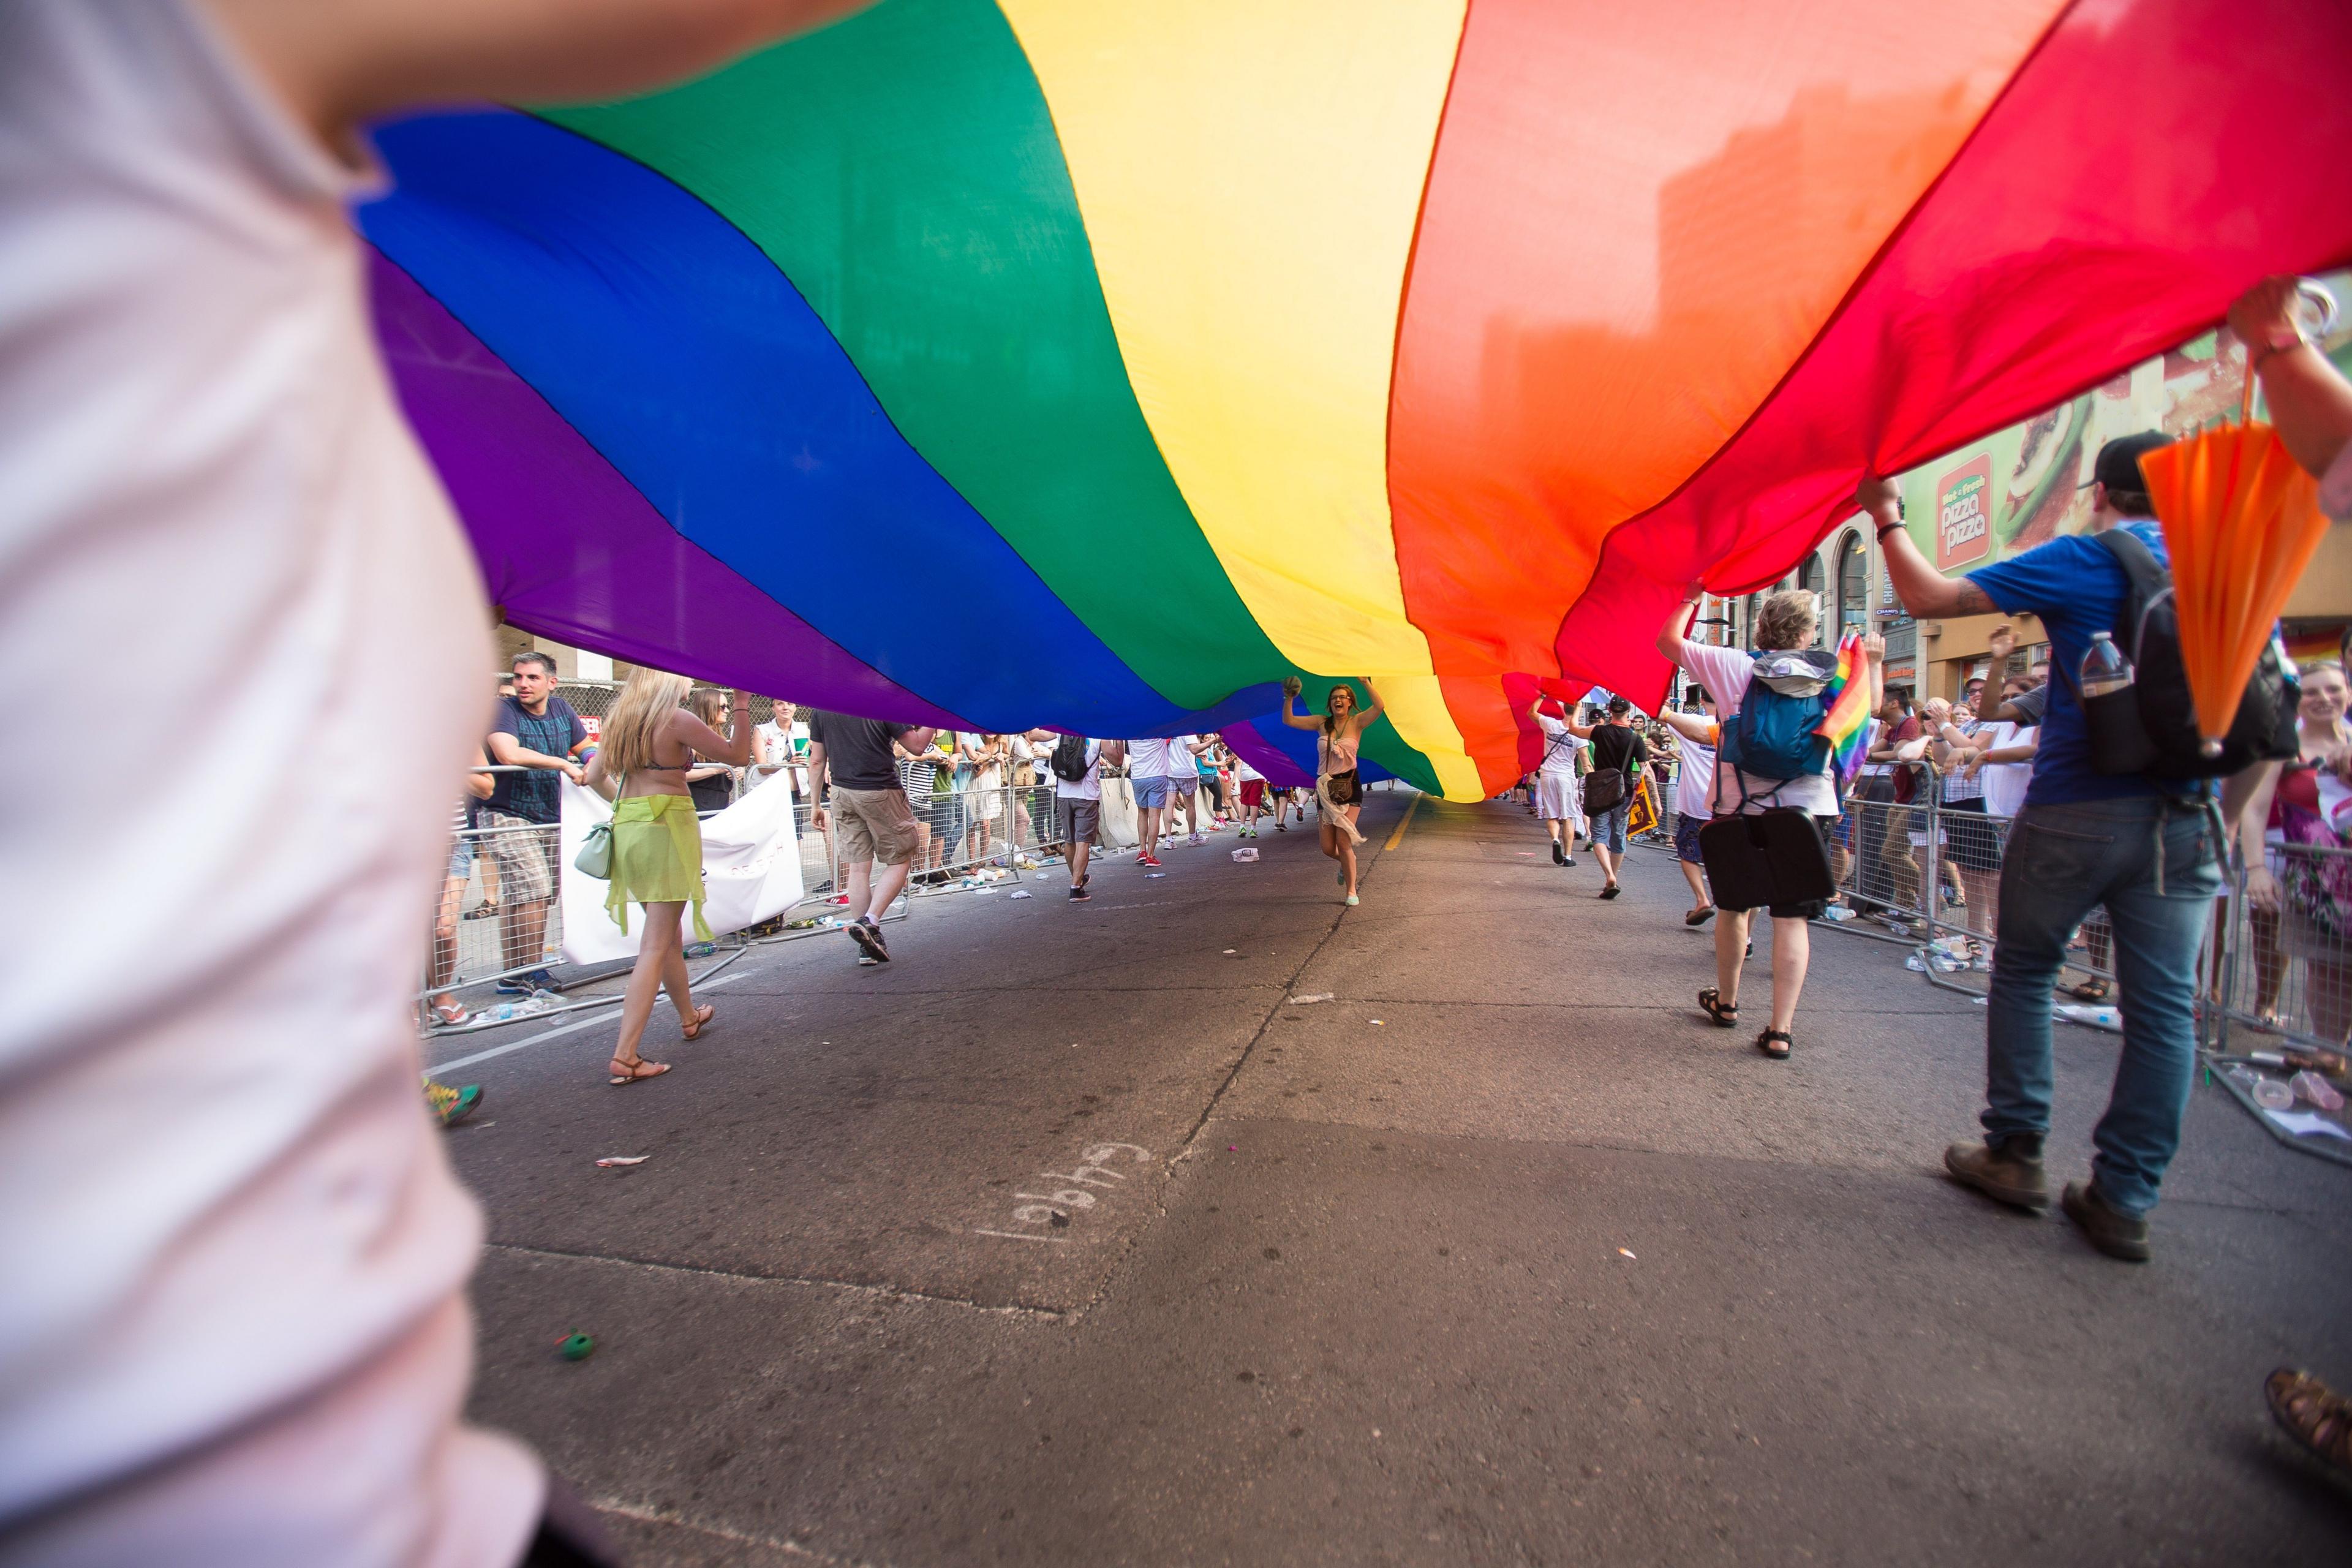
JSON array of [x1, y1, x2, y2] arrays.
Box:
[[1866, 432, 2272, 1262]]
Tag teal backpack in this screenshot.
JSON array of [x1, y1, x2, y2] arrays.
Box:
[[1717, 650, 1836, 785]]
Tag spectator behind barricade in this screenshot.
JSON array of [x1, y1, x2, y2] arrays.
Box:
[[1655, 690, 1719, 925], [895, 731, 951, 881], [1856, 693, 1924, 927], [752, 698, 798, 794], [1866, 432, 2280, 1264], [2242, 661, 2352, 1040], [807, 709, 940, 966], [426, 748, 500, 1031], [2230, 271, 2352, 1481], [1029, 731, 1126, 900], [1661, 588, 1880, 1059], [1929, 695, 2000, 968], [684, 688, 739, 815], [963, 733, 1006, 866], [1012, 730, 1054, 856], [484, 650, 586, 994], [584, 672, 753, 1087]]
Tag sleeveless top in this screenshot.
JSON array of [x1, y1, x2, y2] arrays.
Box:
[[1319, 726, 1360, 777]]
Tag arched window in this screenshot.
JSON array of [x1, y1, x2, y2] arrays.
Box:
[[1794, 555, 1825, 646], [1836, 529, 1868, 640]]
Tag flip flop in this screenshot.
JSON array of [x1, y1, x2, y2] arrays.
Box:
[[679, 1003, 715, 1041], [608, 1057, 671, 1087], [1684, 907, 1716, 927]]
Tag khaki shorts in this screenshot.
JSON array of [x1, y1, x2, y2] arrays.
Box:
[[1053, 796, 1100, 846], [477, 808, 556, 903], [832, 785, 919, 867]]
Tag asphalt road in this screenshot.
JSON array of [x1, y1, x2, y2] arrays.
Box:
[[427, 790, 2352, 1566]]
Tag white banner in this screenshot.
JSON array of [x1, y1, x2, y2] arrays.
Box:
[[557, 774, 804, 965]]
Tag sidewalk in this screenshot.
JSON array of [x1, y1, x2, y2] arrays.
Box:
[[437, 791, 2352, 1564]]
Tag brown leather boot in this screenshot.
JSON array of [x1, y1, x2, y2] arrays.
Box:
[[2060, 1179, 2151, 1262], [1943, 1133, 2049, 1212]]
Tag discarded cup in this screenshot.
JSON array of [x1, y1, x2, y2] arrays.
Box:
[[1291, 992, 1335, 1005], [595, 1155, 649, 1167], [556, 1332, 595, 1362], [1232, 848, 1260, 862], [1009, 889, 1033, 899], [2291, 1069, 2346, 1112], [2251, 1076, 2296, 1110]]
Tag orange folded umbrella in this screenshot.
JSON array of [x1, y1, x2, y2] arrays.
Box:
[[2141, 352, 2328, 755]]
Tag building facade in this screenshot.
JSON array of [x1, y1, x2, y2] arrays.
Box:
[[1711, 272, 2352, 705]]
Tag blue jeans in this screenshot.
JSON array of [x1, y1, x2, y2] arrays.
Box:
[[1983, 796, 2222, 1216]]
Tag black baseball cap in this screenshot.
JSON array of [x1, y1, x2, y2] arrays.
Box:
[[2092, 431, 2169, 498]]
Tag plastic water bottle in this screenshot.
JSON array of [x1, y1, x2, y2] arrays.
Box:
[[2079, 631, 2133, 699]]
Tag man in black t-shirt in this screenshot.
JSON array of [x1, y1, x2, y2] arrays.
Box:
[[482, 652, 587, 990], [1585, 698, 1649, 899], [807, 709, 939, 964]]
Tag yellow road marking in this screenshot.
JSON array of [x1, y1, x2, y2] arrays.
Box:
[[1384, 791, 1422, 851]]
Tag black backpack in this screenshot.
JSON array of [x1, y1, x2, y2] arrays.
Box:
[[1049, 733, 1092, 783], [2079, 528, 2297, 782]]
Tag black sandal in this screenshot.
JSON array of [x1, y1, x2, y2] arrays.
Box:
[[1698, 988, 1738, 1027], [2062, 977, 2110, 1003], [1757, 1029, 1792, 1060]]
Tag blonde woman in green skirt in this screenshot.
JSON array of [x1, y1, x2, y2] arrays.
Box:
[[584, 671, 752, 1085]]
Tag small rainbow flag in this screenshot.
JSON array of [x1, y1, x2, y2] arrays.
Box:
[[1815, 633, 1874, 786]]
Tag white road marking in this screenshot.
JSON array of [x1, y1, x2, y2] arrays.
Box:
[[429, 971, 753, 1074]]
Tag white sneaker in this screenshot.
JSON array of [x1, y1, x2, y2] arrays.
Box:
[[1188, 832, 1205, 846]]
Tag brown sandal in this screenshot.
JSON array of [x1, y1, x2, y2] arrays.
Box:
[[2267, 1367, 2352, 1477], [608, 1056, 671, 1087], [680, 1003, 714, 1041]]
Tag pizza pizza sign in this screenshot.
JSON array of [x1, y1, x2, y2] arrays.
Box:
[[1935, 454, 1994, 570]]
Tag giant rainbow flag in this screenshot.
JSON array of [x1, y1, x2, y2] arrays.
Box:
[[359, 0, 2352, 799]]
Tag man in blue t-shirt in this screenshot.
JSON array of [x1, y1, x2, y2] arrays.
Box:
[[1868, 432, 2272, 1263], [483, 651, 589, 992]]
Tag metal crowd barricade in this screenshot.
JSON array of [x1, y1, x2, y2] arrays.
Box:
[[2211, 839, 2352, 1057], [1894, 760, 2130, 1015], [1817, 761, 1933, 946], [423, 768, 568, 1007]]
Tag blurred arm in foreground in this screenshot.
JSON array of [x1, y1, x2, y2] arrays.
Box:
[[1, 4, 872, 1567]]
